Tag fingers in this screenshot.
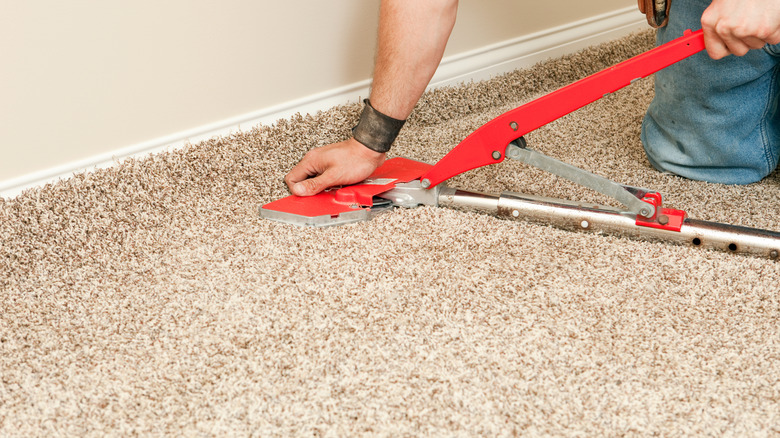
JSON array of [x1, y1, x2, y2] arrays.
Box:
[[289, 171, 338, 197], [701, 7, 742, 59], [283, 138, 386, 197], [702, 23, 767, 59], [701, 0, 780, 59], [284, 151, 338, 197], [284, 153, 318, 193], [702, 29, 748, 59]]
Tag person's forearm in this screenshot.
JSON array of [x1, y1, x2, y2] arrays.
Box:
[[369, 0, 458, 120], [283, 0, 458, 197]]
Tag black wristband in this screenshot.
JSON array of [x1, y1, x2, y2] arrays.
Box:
[[352, 99, 406, 153]]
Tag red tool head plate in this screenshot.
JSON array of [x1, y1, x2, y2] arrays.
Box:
[[260, 157, 431, 227]]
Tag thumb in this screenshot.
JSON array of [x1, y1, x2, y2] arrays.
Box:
[[291, 172, 338, 196]]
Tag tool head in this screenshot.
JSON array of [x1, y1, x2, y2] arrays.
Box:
[[260, 157, 432, 227]]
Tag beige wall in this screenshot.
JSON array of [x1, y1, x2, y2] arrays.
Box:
[[0, 0, 632, 185]]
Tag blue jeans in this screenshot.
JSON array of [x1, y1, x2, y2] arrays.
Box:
[[641, 0, 780, 184]]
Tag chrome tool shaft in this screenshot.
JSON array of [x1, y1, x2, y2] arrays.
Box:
[[436, 188, 780, 260]]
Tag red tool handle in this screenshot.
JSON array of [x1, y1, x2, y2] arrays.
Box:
[[421, 29, 706, 188]]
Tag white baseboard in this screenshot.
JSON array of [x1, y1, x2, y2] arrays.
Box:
[[0, 6, 646, 199]]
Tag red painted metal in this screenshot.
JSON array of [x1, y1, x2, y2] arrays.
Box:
[[333, 157, 431, 206], [261, 157, 431, 218], [634, 192, 687, 232], [420, 29, 706, 188]]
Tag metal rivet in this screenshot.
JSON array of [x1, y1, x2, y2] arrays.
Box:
[[658, 215, 669, 225], [770, 250, 778, 259], [420, 178, 431, 189], [492, 151, 501, 160], [581, 220, 589, 229], [512, 210, 520, 218], [510, 121, 519, 131]]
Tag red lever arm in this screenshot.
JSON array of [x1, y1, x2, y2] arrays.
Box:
[[420, 29, 706, 188]]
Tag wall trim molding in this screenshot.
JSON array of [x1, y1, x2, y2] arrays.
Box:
[[0, 6, 645, 199]]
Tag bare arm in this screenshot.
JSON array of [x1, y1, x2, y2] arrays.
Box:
[[369, 0, 459, 120], [285, 0, 458, 197], [701, 0, 780, 59]]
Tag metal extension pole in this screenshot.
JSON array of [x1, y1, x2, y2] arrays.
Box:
[[437, 188, 780, 260]]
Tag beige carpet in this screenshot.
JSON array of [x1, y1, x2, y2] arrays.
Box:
[[2, 30, 779, 436]]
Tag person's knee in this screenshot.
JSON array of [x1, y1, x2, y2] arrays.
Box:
[[641, 114, 780, 184]]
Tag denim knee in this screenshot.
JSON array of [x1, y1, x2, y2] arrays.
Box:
[[641, 0, 780, 184]]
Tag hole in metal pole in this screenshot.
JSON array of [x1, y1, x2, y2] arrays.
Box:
[[728, 243, 738, 252], [692, 238, 702, 246]]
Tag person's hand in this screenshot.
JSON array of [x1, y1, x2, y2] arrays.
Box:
[[284, 138, 386, 196], [701, 0, 780, 59]]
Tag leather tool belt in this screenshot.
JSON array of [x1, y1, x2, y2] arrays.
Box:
[[638, 0, 671, 27]]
